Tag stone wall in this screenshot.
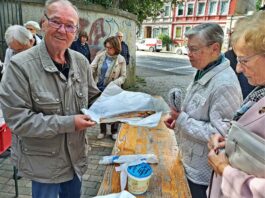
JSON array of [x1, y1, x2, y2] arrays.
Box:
[[21, 0, 137, 87]]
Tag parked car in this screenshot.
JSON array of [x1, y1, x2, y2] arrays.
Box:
[[175, 45, 188, 55], [136, 38, 162, 52]]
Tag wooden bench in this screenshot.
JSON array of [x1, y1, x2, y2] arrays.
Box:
[[97, 116, 191, 197]]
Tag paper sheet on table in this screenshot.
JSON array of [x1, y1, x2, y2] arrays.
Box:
[[116, 111, 162, 128], [94, 190, 135, 198], [99, 154, 158, 165], [82, 82, 169, 128]]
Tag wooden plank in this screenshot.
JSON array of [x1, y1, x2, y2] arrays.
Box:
[[97, 117, 191, 198]]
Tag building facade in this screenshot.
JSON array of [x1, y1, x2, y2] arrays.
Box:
[[141, 0, 256, 50], [140, 2, 173, 39]]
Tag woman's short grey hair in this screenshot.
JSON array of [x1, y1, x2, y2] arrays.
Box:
[[185, 23, 224, 48], [24, 21, 41, 31], [5, 25, 33, 46]]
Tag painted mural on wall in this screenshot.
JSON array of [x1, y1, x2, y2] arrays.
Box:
[[78, 16, 133, 61]]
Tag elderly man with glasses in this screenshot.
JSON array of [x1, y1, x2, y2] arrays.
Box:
[[0, 0, 100, 197], [165, 23, 242, 198], [116, 31, 130, 65]]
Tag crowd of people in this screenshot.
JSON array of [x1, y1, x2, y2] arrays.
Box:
[[0, 0, 264, 197]]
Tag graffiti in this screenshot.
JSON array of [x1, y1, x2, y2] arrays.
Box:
[[78, 17, 133, 60], [87, 18, 106, 45]]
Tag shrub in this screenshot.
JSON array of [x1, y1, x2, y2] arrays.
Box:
[[158, 34, 172, 47]]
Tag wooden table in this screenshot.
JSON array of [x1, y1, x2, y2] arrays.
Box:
[[97, 117, 191, 197]]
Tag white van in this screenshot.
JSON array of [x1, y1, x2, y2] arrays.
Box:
[[136, 38, 162, 52]]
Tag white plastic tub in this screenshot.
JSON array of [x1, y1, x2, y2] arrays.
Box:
[[127, 162, 153, 195]]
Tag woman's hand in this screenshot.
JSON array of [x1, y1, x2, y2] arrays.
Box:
[[208, 149, 229, 175], [208, 133, 226, 151], [164, 108, 180, 129]]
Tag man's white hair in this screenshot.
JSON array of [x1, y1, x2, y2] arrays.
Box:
[[116, 31, 123, 37], [44, 0, 79, 18], [5, 25, 33, 46], [24, 21, 41, 31]]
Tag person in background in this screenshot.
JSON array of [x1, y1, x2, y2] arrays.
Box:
[[225, 37, 255, 99], [0, 0, 100, 197], [164, 23, 242, 198], [91, 36, 126, 140], [24, 20, 42, 45], [71, 30, 91, 63], [1, 25, 34, 163], [2, 25, 34, 74], [116, 31, 130, 65], [208, 11, 265, 198]]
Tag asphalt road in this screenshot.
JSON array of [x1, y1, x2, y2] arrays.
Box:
[[136, 51, 196, 75]]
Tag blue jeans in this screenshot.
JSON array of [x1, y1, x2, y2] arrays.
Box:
[[32, 174, 81, 198]]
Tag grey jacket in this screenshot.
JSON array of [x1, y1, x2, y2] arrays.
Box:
[[0, 41, 100, 183], [175, 57, 243, 185]]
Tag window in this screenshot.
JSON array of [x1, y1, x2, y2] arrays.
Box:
[[177, 4, 184, 16], [162, 28, 169, 35], [184, 26, 192, 34], [197, 2, 205, 15], [209, 1, 217, 15], [187, 3, 194, 16], [175, 27, 182, 38], [220, 1, 229, 15], [164, 6, 170, 17], [153, 28, 160, 38]]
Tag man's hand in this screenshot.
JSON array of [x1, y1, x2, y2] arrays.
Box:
[[74, 114, 96, 131], [208, 149, 229, 176], [164, 108, 180, 129]]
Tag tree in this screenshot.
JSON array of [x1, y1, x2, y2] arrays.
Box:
[[119, 0, 164, 24], [158, 34, 172, 51], [256, 0, 263, 10], [84, 0, 183, 24]]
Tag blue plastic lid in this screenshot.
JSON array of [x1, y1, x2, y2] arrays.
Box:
[[127, 163, 152, 178]]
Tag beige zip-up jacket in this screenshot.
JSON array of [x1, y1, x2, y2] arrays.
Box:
[[91, 51, 126, 87], [0, 41, 100, 183]]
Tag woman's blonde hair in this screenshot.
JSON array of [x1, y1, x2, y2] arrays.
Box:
[[231, 11, 265, 54]]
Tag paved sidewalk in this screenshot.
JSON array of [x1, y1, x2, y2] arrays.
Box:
[[0, 66, 193, 198]]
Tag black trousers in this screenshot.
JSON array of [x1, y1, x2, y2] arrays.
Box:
[[187, 179, 208, 198], [100, 123, 119, 134]]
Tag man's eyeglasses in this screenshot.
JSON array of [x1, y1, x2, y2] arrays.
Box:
[[44, 14, 78, 33], [236, 53, 264, 66]]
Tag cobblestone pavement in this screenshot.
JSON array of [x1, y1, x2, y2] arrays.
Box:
[[0, 66, 193, 198]]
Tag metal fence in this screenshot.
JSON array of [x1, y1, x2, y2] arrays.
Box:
[[0, 0, 22, 61]]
